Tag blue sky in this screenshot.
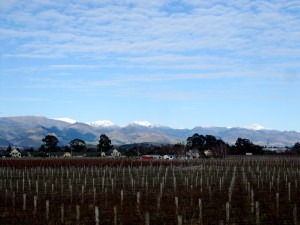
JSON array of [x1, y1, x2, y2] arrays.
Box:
[[0, 0, 299, 131]]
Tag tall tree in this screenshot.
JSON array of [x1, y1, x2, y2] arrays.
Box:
[[42, 134, 59, 155], [173, 143, 186, 156], [186, 133, 220, 150], [39, 144, 46, 153], [97, 134, 113, 155], [232, 138, 263, 155], [69, 138, 86, 154], [6, 144, 12, 154], [186, 133, 229, 157], [204, 135, 218, 149], [210, 140, 229, 158], [186, 133, 205, 150], [292, 142, 300, 154]]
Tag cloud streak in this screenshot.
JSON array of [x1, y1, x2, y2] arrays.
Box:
[[1, 0, 299, 68]]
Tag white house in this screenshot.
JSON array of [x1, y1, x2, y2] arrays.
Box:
[[111, 149, 121, 157], [151, 155, 162, 159], [163, 155, 175, 160], [10, 149, 21, 158], [63, 152, 72, 157], [204, 150, 213, 157]]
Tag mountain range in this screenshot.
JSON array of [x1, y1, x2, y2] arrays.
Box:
[[0, 116, 299, 148]]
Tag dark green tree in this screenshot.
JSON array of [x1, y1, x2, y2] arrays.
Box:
[[204, 135, 218, 149], [211, 139, 229, 158], [42, 134, 59, 155], [6, 144, 12, 154], [232, 138, 263, 155], [124, 149, 138, 157], [25, 147, 35, 152], [186, 133, 220, 150], [186, 133, 205, 150], [39, 144, 46, 152], [64, 145, 71, 153], [186, 133, 229, 157], [173, 143, 186, 156], [69, 138, 86, 154], [97, 134, 113, 155], [292, 142, 300, 154]]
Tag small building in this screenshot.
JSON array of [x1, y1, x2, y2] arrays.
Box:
[[141, 155, 154, 160], [151, 155, 162, 159], [186, 149, 200, 158], [163, 155, 175, 160], [10, 149, 21, 158], [63, 152, 72, 157], [204, 150, 213, 157], [141, 155, 162, 160], [246, 153, 253, 156], [111, 149, 121, 157], [50, 152, 73, 157]]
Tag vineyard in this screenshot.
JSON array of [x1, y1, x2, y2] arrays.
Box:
[[0, 156, 299, 224]]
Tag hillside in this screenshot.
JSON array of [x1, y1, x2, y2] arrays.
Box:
[[0, 116, 299, 148]]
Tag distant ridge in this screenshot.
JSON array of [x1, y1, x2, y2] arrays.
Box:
[[0, 116, 299, 147]]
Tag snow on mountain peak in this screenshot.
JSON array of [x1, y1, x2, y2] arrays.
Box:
[[245, 124, 266, 130], [88, 120, 115, 127], [131, 121, 157, 127], [54, 117, 77, 124]]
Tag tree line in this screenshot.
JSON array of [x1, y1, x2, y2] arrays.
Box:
[[186, 133, 300, 155], [5, 133, 300, 157], [40, 134, 113, 155]]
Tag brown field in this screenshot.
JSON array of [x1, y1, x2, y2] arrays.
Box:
[[0, 156, 299, 225]]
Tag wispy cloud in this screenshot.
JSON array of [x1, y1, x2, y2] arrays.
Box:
[[1, 0, 299, 71], [48, 64, 99, 69]]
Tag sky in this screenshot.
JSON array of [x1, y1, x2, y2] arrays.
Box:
[[0, 0, 299, 131]]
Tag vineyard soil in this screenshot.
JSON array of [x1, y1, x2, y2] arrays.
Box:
[[0, 156, 299, 225]]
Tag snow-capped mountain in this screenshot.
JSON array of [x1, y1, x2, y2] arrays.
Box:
[[244, 124, 269, 130], [51, 119, 268, 131], [88, 120, 117, 128], [1, 116, 299, 147], [54, 117, 77, 124], [130, 121, 161, 127]]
